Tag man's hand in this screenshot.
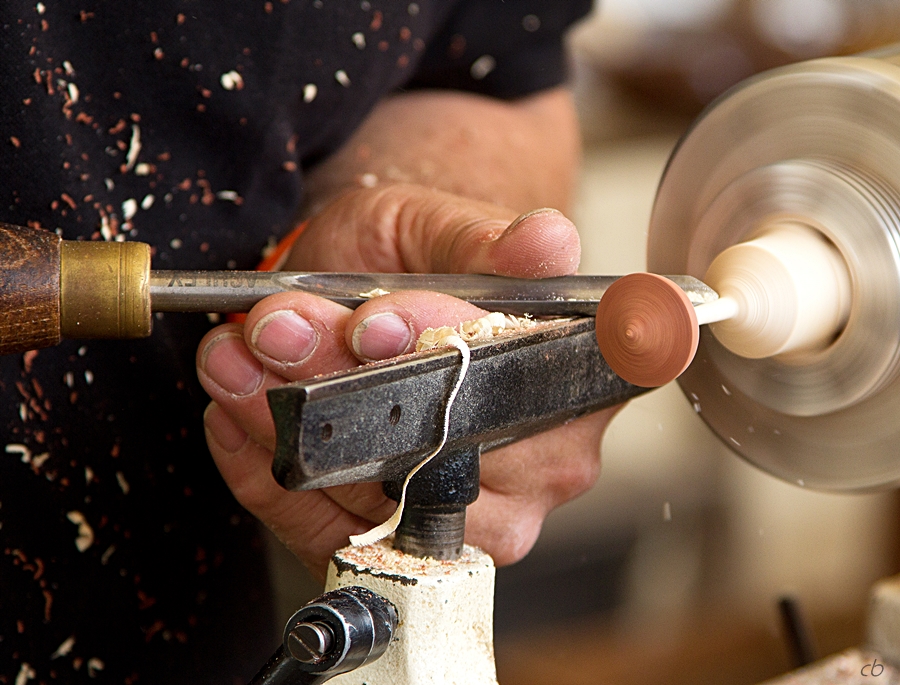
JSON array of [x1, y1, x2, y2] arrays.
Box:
[[196, 183, 618, 579]]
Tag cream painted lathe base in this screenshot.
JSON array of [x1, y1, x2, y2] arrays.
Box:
[[324, 540, 498, 685], [867, 574, 900, 666], [755, 573, 900, 684]]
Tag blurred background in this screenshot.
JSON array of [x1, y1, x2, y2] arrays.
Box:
[[269, 2, 900, 683]]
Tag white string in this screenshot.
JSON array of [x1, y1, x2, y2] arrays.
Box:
[[349, 336, 471, 548]]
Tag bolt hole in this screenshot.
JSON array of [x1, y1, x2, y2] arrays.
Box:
[[321, 423, 333, 442], [389, 405, 402, 426]]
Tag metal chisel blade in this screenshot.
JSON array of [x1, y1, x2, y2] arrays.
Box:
[[149, 272, 718, 315]]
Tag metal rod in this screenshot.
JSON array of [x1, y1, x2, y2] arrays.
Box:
[[148, 271, 718, 316], [778, 595, 818, 668], [394, 505, 467, 560]]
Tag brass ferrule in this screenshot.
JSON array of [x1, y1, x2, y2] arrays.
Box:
[[60, 241, 152, 339]]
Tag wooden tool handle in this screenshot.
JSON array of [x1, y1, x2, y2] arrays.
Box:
[[0, 222, 62, 355], [0, 223, 153, 356]]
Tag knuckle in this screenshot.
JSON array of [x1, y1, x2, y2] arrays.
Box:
[[491, 507, 544, 566], [547, 452, 601, 505]]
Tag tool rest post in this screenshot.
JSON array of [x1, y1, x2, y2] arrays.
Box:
[[0, 222, 62, 355], [383, 447, 480, 561]]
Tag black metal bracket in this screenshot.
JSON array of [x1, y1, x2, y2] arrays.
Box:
[[266, 316, 647, 559], [268, 317, 644, 491]]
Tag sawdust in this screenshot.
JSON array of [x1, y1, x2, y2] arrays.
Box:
[[338, 538, 490, 577], [416, 312, 537, 352]]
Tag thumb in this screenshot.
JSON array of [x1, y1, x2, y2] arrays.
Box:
[[284, 183, 581, 277]]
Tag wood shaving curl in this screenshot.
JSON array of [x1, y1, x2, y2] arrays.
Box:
[[350, 336, 470, 548]]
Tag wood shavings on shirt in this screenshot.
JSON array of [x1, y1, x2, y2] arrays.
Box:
[[87, 657, 105, 676], [334, 69, 351, 87], [122, 198, 137, 221], [51, 635, 76, 659], [23, 350, 38, 373], [469, 54, 496, 80], [215, 190, 243, 204], [66, 511, 94, 552], [220, 70, 244, 90], [416, 311, 538, 352], [6, 444, 32, 463], [123, 124, 141, 172], [15, 663, 35, 685]]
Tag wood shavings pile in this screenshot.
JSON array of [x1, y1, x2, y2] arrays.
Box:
[[416, 312, 538, 352], [338, 538, 489, 576]]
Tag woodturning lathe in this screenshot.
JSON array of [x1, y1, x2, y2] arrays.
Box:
[[6, 43, 900, 684], [635, 42, 900, 494]]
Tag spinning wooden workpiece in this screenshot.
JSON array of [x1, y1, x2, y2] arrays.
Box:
[[595, 273, 700, 389], [596, 223, 852, 388]]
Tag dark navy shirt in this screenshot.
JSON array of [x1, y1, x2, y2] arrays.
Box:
[[0, 1, 590, 682]]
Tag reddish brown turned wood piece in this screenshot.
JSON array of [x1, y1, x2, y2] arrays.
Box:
[[595, 273, 699, 387]]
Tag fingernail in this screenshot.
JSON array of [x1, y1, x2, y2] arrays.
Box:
[[200, 332, 264, 396], [204, 403, 249, 453], [507, 207, 562, 232], [351, 312, 413, 361], [251, 310, 318, 365]]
